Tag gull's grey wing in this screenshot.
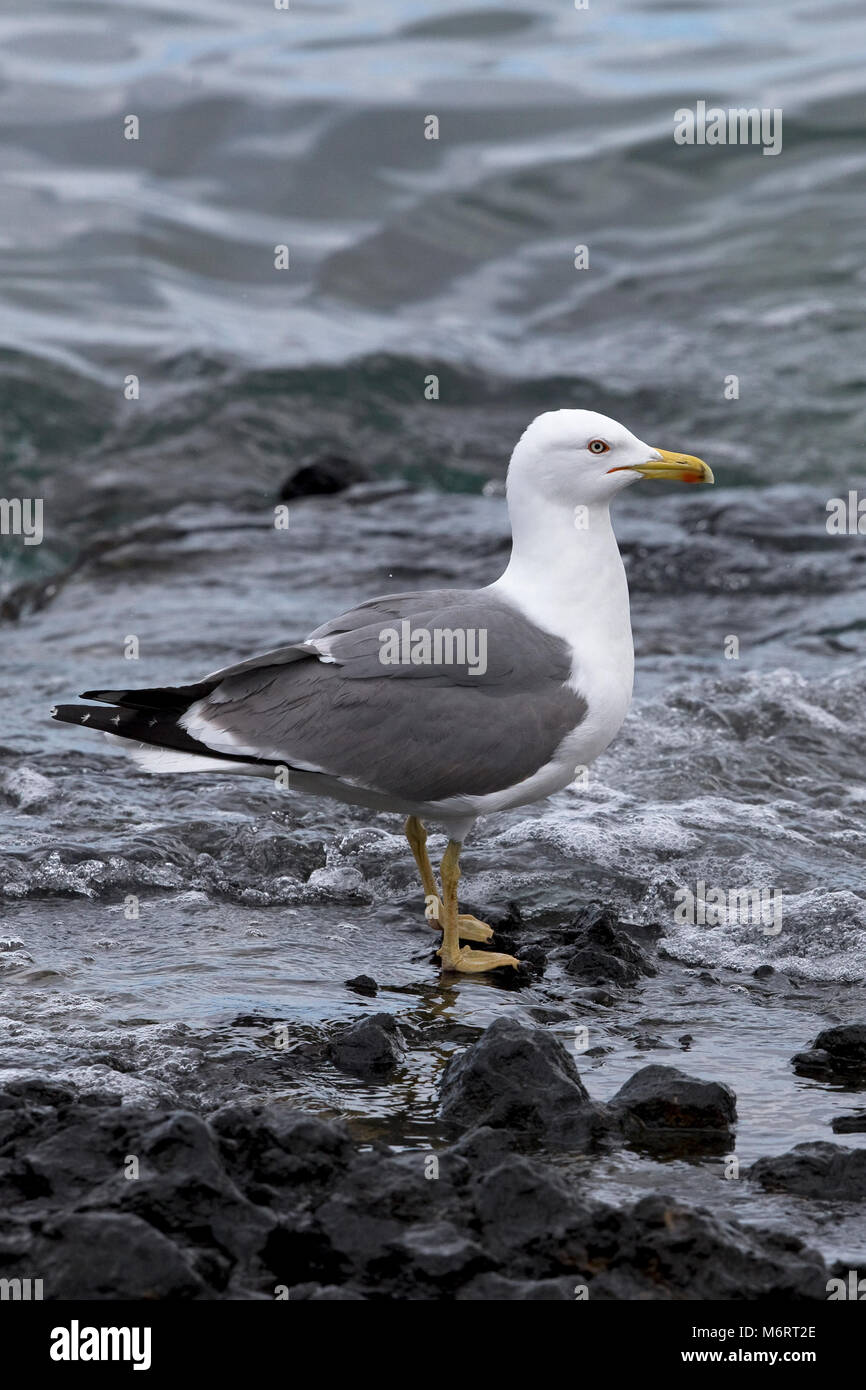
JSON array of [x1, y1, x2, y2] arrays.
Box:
[[183, 589, 587, 801]]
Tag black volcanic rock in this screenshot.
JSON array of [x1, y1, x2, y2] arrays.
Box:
[[211, 1105, 353, 1189], [580, 1194, 826, 1300], [561, 905, 657, 987], [470, 1154, 593, 1268], [113, 1110, 278, 1266], [445, 1124, 517, 1175], [278, 453, 368, 501], [438, 1017, 610, 1147], [390, 1220, 487, 1284], [328, 1013, 406, 1078], [34, 1211, 205, 1300], [792, 1024, 866, 1081], [609, 1065, 736, 1154], [0, 1079, 834, 1301], [313, 1150, 442, 1270], [831, 1113, 866, 1135], [749, 1143, 866, 1200], [345, 974, 378, 997]]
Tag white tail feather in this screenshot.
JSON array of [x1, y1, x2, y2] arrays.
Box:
[[103, 733, 271, 777]]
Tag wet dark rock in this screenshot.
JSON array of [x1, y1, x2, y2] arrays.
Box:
[[470, 1155, 592, 1270], [748, 967, 792, 995], [278, 453, 369, 501], [328, 1012, 406, 1077], [259, 1211, 342, 1289], [460, 900, 523, 935], [444, 1124, 517, 1177], [581, 1194, 826, 1300], [0, 1088, 278, 1280], [0, 1082, 834, 1301], [498, 959, 537, 989], [345, 974, 378, 997], [391, 1220, 487, 1284], [1, 1077, 84, 1109], [792, 1024, 866, 1081], [793, 1047, 833, 1075], [36, 1212, 205, 1300], [0, 1210, 34, 1260], [438, 1017, 611, 1147], [526, 1005, 571, 1024], [609, 1065, 736, 1154], [496, 903, 650, 992], [212, 1105, 353, 1192], [12, 1114, 126, 1200], [0, 1084, 327, 1297], [0, 1085, 143, 1205], [561, 905, 657, 987], [831, 1113, 866, 1135], [462, 1164, 825, 1299], [115, 1111, 277, 1264], [255, 1205, 336, 1282], [749, 1143, 866, 1200], [514, 944, 547, 973], [313, 1150, 442, 1271], [571, 985, 616, 1006]]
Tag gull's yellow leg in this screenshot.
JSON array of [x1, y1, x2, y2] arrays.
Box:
[[404, 817, 493, 942], [438, 839, 519, 975], [404, 815, 440, 925]]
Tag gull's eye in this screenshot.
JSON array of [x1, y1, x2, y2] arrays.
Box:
[[588, 439, 610, 454]]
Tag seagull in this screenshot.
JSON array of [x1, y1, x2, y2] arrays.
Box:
[[51, 410, 713, 975]]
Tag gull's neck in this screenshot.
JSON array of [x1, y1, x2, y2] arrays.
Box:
[[489, 491, 634, 692]]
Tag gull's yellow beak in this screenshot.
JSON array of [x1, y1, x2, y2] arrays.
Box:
[[608, 448, 714, 485]]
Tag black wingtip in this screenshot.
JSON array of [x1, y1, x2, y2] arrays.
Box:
[[80, 689, 127, 703], [51, 703, 106, 726]]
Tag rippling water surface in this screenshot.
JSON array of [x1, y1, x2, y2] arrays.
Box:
[[1, 0, 866, 1265]]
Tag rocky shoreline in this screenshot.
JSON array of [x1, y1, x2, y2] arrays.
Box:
[[3, 911, 865, 1301]]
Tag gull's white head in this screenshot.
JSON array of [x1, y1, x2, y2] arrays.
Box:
[[507, 408, 713, 509]]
